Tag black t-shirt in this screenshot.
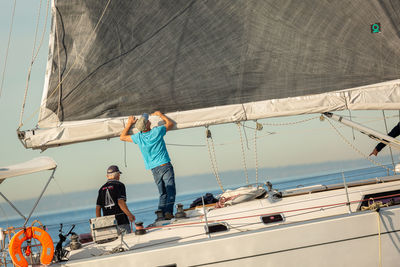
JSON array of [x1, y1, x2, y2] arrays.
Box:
[[96, 179, 129, 225]]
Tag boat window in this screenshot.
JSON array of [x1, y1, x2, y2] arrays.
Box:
[[358, 189, 400, 211], [205, 223, 228, 234], [261, 214, 284, 224]]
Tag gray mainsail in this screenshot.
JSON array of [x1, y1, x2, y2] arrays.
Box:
[[20, 0, 400, 149]]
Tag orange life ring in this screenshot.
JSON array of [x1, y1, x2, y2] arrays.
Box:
[[9, 226, 54, 267]]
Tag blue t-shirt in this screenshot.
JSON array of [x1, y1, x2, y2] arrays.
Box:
[[131, 126, 171, 170]]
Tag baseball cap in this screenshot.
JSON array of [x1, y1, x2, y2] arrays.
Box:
[[107, 165, 122, 174], [135, 113, 149, 132]]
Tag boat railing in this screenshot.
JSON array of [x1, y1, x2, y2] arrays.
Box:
[[277, 163, 399, 192]]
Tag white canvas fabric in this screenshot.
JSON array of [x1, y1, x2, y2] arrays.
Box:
[[0, 157, 57, 182], [21, 79, 400, 150]]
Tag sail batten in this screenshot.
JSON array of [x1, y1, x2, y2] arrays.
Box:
[[19, 0, 400, 149]]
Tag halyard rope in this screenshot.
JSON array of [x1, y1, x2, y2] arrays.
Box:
[[18, 0, 50, 129], [205, 127, 225, 192], [236, 122, 249, 185], [254, 121, 262, 185], [0, 0, 17, 99]]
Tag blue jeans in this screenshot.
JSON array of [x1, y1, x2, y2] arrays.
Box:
[[151, 162, 176, 215]]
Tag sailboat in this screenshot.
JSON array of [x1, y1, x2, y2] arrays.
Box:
[[3, 0, 400, 266]]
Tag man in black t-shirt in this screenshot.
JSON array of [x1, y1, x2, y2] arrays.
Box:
[[96, 165, 135, 233]]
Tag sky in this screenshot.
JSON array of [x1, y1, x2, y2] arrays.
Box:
[[0, 0, 399, 213]]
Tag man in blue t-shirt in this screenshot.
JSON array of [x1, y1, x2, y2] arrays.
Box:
[[120, 111, 176, 220]]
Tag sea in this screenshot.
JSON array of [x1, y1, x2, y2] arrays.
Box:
[[0, 164, 398, 248]]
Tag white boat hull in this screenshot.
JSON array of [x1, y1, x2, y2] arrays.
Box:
[[57, 178, 400, 267]]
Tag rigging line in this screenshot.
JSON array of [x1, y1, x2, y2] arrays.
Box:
[[348, 110, 356, 141], [0, 203, 10, 227], [166, 143, 205, 147], [18, 0, 50, 129], [124, 138, 127, 168], [166, 131, 275, 148], [278, 170, 388, 190], [50, 175, 65, 196], [262, 116, 319, 126], [19, 0, 113, 128], [338, 114, 399, 119], [207, 135, 223, 192], [325, 118, 393, 173], [254, 121, 261, 185], [236, 122, 249, 185], [242, 121, 250, 150], [205, 127, 224, 192], [0, 0, 17, 99], [275, 115, 399, 137], [121, 119, 127, 167], [382, 110, 396, 174], [31, 0, 50, 66]]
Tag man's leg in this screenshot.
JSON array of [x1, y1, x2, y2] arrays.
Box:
[[163, 163, 176, 216], [152, 166, 167, 214], [118, 224, 131, 235]]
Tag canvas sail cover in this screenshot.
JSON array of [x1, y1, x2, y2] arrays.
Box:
[[0, 157, 57, 184], [21, 0, 400, 149]]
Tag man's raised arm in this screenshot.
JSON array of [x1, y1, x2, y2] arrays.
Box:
[[152, 111, 173, 131], [120, 116, 137, 142]]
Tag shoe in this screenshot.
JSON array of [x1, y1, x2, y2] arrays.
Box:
[[155, 216, 165, 222], [164, 212, 174, 220]]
